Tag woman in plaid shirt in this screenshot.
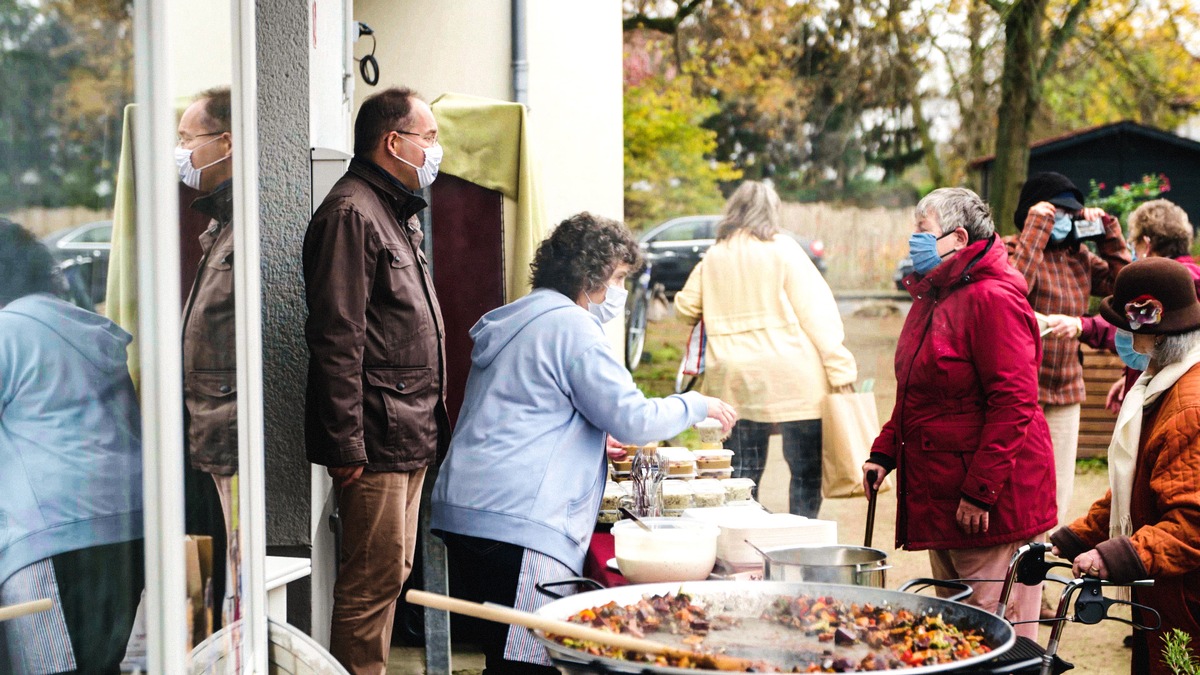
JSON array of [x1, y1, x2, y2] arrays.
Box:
[[1006, 172, 1130, 528]]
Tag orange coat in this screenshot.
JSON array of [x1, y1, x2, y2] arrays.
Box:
[[1051, 364, 1200, 675]]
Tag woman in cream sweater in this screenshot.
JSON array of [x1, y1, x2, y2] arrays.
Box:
[[676, 181, 857, 516]]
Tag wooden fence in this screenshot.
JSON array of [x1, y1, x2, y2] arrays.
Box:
[[1080, 345, 1122, 459], [2, 207, 111, 238], [779, 202, 912, 291]]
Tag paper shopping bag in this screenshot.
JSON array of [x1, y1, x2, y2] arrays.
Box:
[[821, 391, 891, 498]]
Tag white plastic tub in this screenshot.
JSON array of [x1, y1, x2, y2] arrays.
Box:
[[611, 518, 719, 583]]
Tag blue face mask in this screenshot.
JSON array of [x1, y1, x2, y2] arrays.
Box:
[[1051, 212, 1073, 242], [1115, 329, 1151, 371], [908, 230, 958, 275]]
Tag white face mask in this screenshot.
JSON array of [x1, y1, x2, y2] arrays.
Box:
[[390, 135, 443, 189], [175, 136, 228, 189], [588, 284, 627, 324]]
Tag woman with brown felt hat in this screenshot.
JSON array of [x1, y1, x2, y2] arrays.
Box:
[[1050, 257, 1200, 675]]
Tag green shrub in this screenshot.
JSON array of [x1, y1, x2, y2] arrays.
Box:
[[1163, 629, 1199, 675]]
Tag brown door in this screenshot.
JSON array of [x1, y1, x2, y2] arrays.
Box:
[[429, 172, 506, 426]]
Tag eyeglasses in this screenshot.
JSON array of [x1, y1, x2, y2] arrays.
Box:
[[177, 131, 224, 148], [395, 129, 438, 145]]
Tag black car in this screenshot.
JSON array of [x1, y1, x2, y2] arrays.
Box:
[[639, 215, 827, 293], [42, 220, 112, 308]]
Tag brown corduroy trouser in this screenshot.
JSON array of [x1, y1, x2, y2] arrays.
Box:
[[329, 467, 427, 675]]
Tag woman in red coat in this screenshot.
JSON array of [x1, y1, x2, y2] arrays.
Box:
[[1051, 258, 1200, 675], [863, 187, 1057, 639]]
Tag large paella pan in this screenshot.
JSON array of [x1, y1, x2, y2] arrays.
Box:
[[532, 580, 1017, 674]]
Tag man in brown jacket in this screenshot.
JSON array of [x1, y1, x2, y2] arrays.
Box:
[[177, 87, 239, 622], [302, 86, 450, 674]]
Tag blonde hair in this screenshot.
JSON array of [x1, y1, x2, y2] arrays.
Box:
[[1128, 199, 1192, 259], [716, 181, 782, 242]]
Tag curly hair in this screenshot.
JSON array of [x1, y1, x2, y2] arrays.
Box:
[[530, 212, 643, 299], [1128, 199, 1192, 259], [0, 218, 57, 306]]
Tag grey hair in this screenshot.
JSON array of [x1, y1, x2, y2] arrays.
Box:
[[915, 187, 995, 242], [1153, 329, 1200, 367], [716, 181, 782, 242]]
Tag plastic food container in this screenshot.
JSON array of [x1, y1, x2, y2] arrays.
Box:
[[657, 447, 697, 477], [690, 479, 726, 507], [596, 510, 620, 524], [612, 518, 719, 583], [694, 418, 725, 444], [721, 477, 756, 502], [692, 449, 733, 469], [601, 482, 628, 511], [698, 467, 734, 480], [661, 480, 694, 510]]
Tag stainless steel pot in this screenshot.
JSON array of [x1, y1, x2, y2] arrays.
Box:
[[532, 580, 1016, 674], [760, 545, 890, 587]]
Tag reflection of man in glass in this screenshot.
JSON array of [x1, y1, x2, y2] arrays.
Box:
[[176, 86, 238, 618], [0, 219, 144, 673], [303, 86, 448, 674]]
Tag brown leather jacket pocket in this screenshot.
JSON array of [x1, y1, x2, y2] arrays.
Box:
[[184, 370, 238, 474], [363, 366, 437, 452]]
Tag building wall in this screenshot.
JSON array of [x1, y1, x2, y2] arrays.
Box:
[[170, 0, 232, 98], [310, 0, 353, 151], [353, 0, 512, 103], [525, 0, 624, 224], [353, 0, 623, 224], [258, 0, 315, 630]]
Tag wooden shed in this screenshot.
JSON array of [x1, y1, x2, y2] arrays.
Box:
[[970, 121, 1200, 224]]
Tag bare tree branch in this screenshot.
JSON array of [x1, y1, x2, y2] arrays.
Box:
[[984, 0, 1011, 15], [1037, 0, 1091, 83], [623, 0, 705, 34]]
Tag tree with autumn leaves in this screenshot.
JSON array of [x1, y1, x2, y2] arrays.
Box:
[[0, 0, 131, 210], [623, 0, 1200, 232]]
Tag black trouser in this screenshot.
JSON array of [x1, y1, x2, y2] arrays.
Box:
[[441, 533, 558, 675], [47, 539, 145, 675], [727, 419, 824, 517]]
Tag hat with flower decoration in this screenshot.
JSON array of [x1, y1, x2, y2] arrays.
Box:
[[1099, 258, 1200, 335]]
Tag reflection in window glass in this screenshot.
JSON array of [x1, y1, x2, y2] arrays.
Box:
[[0, 2, 144, 672], [0, 221, 144, 673]]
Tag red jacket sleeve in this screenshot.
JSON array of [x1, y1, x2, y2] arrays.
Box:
[[958, 286, 1044, 507], [1079, 315, 1117, 353]]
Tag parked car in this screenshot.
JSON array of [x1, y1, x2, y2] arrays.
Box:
[[42, 220, 112, 308], [638, 215, 827, 293]]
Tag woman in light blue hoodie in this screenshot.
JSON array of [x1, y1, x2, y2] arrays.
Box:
[[0, 220, 144, 674], [430, 213, 736, 674]]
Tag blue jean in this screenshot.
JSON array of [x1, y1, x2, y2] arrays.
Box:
[[728, 419, 823, 517]]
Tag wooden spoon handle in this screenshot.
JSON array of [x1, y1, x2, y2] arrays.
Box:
[[0, 598, 52, 623], [406, 589, 753, 671], [406, 589, 682, 654]]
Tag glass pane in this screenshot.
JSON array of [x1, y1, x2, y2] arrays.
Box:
[[170, 1, 240, 667], [0, 1, 144, 672]]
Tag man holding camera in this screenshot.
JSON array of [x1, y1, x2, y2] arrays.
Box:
[[1007, 171, 1130, 531]]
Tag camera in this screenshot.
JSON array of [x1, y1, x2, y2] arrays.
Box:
[[1072, 216, 1106, 241]]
